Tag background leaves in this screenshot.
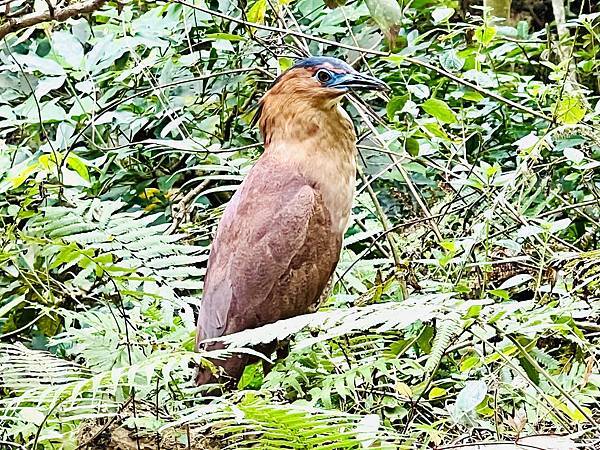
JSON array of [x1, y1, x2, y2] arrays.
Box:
[[1, 0, 600, 448]]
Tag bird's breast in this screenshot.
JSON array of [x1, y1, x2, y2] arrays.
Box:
[[269, 135, 356, 234], [311, 150, 356, 234], [264, 103, 358, 234]]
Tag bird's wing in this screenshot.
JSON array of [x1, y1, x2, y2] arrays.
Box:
[[196, 156, 338, 345]]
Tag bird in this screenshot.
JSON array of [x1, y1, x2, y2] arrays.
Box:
[[195, 56, 387, 386]]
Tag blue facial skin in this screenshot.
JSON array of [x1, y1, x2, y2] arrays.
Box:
[[269, 56, 388, 92], [323, 71, 388, 91], [294, 56, 389, 92], [293, 56, 355, 73]]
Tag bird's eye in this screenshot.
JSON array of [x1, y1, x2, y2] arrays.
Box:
[[315, 69, 333, 84]]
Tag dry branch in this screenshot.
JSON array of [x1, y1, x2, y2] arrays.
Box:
[[0, 0, 106, 40]]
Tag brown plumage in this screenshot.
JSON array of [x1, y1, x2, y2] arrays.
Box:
[[195, 56, 387, 386]]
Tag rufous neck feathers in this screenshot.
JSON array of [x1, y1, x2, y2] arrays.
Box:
[[259, 91, 356, 151]]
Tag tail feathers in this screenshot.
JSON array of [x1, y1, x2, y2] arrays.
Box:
[[195, 340, 250, 387], [195, 365, 218, 386], [195, 337, 281, 388]]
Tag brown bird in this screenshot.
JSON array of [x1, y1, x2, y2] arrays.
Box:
[[195, 56, 387, 386]]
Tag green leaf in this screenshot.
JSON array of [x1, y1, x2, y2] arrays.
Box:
[[407, 84, 430, 99], [13, 53, 66, 76], [439, 49, 464, 72], [247, 0, 267, 23], [555, 96, 586, 124], [455, 380, 487, 413], [474, 26, 496, 46], [465, 304, 481, 318], [403, 161, 427, 174], [440, 240, 456, 252], [279, 57, 294, 72], [548, 397, 590, 423], [238, 362, 263, 389], [488, 289, 509, 300], [564, 172, 579, 181], [422, 122, 449, 139], [10, 164, 39, 188], [461, 90, 484, 102], [35, 76, 66, 99], [386, 95, 407, 120], [0, 295, 26, 318], [519, 356, 540, 385], [460, 356, 480, 372], [205, 33, 245, 41], [66, 154, 90, 182], [428, 387, 446, 399], [404, 138, 419, 156], [365, 0, 403, 38], [417, 325, 434, 353], [422, 98, 457, 124]]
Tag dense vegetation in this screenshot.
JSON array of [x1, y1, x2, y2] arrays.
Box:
[[1, 0, 599, 448]]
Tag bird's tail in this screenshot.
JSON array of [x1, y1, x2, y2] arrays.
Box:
[[195, 365, 217, 386], [195, 340, 250, 387]]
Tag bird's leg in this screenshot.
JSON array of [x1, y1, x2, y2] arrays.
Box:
[[262, 339, 291, 377], [310, 275, 334, 312], [276, 339, 290, 361], [196, 340, 251, 388]]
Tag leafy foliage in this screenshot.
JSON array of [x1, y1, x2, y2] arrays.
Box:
[[1, 0, 600, 448]]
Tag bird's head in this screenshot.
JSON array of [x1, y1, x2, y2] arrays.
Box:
[[257, 56, 387, 146], [267, 56, 388, 101]]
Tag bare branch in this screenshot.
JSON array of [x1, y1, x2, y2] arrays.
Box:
[[0, 0, 106, 40]]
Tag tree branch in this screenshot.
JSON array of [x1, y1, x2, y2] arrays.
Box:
[[0, 0, 106, 40]]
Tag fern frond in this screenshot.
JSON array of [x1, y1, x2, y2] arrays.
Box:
[[146, 254, 205, 269], [166, 397, 408, 449], [217, 293, 457, 348], [24, 199, 205, 304], [0, 343, 91, 392], [424, 312, 462, 374], [0, 343, 251, 422], [531, 347, 559, 371]]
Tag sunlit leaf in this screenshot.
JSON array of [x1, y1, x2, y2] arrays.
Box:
[[563, 147, 584, 164], [247, 0, 267, 23], [431, 7, 454, 24], [555, 96, 586, 124], [52, 31, 85, 69], [18, 407, 45, 426], [454, 380, 487, 413], [422, 98, 457, 124], [365, 0, 402, 43], [428, 387, 447, 399], [474, 25, 496, 45]]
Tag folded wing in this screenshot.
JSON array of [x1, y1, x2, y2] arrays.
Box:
[[195, 156, 342, 382]]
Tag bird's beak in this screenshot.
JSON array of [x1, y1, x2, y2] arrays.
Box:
[[329, 72, 389, 92]]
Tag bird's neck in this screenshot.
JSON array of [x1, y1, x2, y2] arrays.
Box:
[[261, 101, 357, 234]]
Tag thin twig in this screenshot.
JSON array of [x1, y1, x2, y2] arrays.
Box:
[[63, 68, 261, 167], [351, 98, 443, 242], [357, 168, 401, 267], [495, 325, 600, 431], [166, 179, 211, 234]]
